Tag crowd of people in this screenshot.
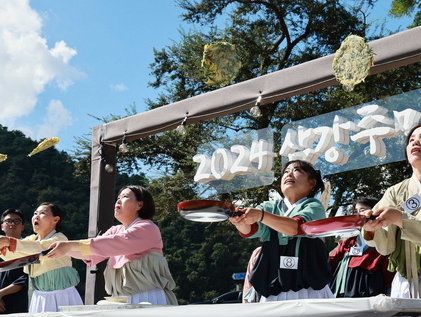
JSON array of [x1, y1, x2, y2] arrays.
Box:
[[0, 124, 419, 312]]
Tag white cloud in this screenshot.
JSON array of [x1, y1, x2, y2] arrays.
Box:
[[110, 83, 128, 92], [0, 0, 79, 122], [16, 99, 73, 140], [35, 100, 73, 139], [50, 40, 77, 64]]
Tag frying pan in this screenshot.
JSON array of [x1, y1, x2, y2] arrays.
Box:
[[0, 249, 50, 272], [299, 215, 369, 237], [177, 200, 244, 222], [177, 200, 372, 237]]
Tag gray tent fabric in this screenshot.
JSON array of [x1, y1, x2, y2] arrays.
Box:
[[86, 27, 421, 304]]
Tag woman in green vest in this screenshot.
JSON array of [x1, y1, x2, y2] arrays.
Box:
[[230, 159, 333, 302]]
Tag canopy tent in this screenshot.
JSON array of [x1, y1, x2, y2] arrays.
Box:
[[87, 27, 421, 304]]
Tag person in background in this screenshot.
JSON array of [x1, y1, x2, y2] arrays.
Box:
[[363, 123, 421, 298], [230, 160, 333, 302], [0, 209, 28, 314], [0, 202, 83, 312], [242, 246, 261, 303], [47, 185, 178, 305], [329, 197, 394, 297]]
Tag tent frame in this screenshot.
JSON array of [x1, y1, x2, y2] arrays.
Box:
[[86, 27, 421, 304]]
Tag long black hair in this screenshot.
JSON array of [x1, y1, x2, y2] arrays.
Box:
[[281, 160, 324, 197]]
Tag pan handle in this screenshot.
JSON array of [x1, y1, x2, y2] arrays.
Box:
[[365, 215, 377, 221], [227, 209, 245, 217], [40, 248, 53, 256]]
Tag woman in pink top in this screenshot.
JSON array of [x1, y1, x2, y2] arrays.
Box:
[[48, 185, 177, 305]]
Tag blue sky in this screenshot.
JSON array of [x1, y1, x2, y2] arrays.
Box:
[[0, 0, 415, 153]]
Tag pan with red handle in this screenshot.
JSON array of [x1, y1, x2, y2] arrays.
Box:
[[178, 200, 374, 236], [299, 215, 375, 237], [177, 200, 244, 222]]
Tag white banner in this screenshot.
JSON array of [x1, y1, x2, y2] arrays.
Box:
[[279, 88, 421, 175]]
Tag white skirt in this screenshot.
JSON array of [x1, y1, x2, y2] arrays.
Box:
[[260, 284, 334, 302], [391, 271, 421, 299], [128, 288, 167, 305], [29, 286, 83, 313]]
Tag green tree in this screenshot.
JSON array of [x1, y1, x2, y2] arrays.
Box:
[[0, 126, 90, 238], [390, 0, 420, 26]]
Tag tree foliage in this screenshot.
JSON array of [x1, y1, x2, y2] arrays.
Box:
[[0, 126, 90, 239], [390, 0, 420, 27]]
